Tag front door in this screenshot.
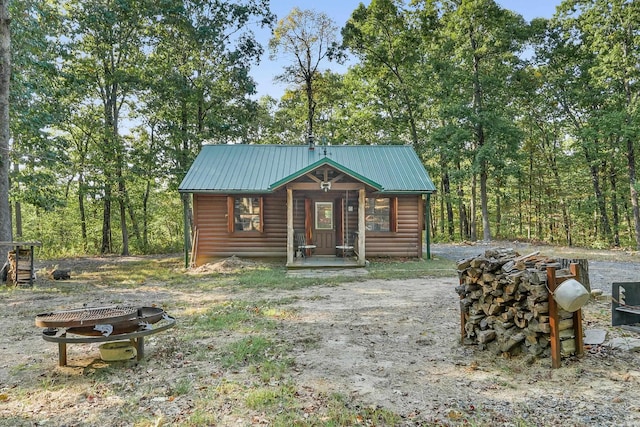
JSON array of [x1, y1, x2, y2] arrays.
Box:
[[314, 201, 335, 255]]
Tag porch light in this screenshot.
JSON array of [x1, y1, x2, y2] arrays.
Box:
[[320, 181, 331, 192]]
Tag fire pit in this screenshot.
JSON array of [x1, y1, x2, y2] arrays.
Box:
[[36, 305, 176, 366], [36, 306, 140, 328]]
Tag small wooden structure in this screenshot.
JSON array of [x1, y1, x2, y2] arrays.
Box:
[[1, 241, 42, 286]]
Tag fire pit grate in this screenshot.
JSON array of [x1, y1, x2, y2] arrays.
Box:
[[35, 306, 139, 328]]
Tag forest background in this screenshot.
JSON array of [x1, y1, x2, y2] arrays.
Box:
[[0, 0, 638, 258]]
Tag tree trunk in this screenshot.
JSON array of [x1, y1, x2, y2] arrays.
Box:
[[609, 162, 620, 247], [142, 179, 150, 251], [480, 168, 491, 241], [101, 182, 112, 254], [495, 190, 501, 238], [457, 161, 469, 240], [0, 0, 11, 246], [12, 162, 21, 238], [627, 136, 640, 250], [78, 173, 88, 251], [306, 74, 315, 141], [470, 173, 477, 242], [470, 30, 490, 242], [518, 181, 523, 236], [546, 139, 571, 246], [118, 180, 129, 256], [182, 192, 192, 252], [586, 151, 612, 243], [528, 149, 533, 240], [126, 188, 141, 243], [442, 169, 454, 238]]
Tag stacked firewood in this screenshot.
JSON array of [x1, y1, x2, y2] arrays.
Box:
[[7, 249, 34, 285], [456, 248, 580, 358]]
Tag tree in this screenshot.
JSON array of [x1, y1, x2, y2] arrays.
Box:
[[10, 1, 67, 237], [556, 0, 640, 249], [143, 0, 273, 259], [256, 71, 349, 145], [269, 7, 338, 143], [342, 0, 428, 146], [433, 0, 528, 241], [0, 0, 10, 245], [63, 0, 158, 255]]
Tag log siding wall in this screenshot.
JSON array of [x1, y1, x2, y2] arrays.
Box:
[[193, 192, 288, 265], [364, 195, 423, 258], [192, 192, 424, 265]]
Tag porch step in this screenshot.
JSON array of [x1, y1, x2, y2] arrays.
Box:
[[286, 268, 369, 278]]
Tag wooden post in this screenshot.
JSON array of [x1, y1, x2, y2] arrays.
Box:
[[425, 193, 431, 260], [459, 274, 466, 344], [287, 188, 294, 265], [182, 195, 191, 268], [358, 187, 366, 266], [29, 245, 34, 285], [14, 244, 18, 285], [547, 265, 561, 369], [58, 342, 67, 367], [548, 263, 585, 368], [134, 337, 144, 361], [570, 263, 585, 357]]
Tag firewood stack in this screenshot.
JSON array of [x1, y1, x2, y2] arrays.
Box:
[[456, 248, 581, 359], [7, 248, 34, 285]]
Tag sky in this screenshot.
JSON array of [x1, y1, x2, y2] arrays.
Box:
[[250, 0, 563, 100]]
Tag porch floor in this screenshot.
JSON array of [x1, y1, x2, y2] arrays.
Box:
[[287, 255, 363, 269]]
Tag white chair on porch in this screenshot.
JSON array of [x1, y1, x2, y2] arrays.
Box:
[[295, 232, 316, 258], [336, 232, 355, 258]]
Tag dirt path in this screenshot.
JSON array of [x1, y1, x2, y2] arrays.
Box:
[[274, 277, 640, 426]]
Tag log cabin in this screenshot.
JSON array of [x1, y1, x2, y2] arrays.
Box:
[[178, 143, 436, 267]]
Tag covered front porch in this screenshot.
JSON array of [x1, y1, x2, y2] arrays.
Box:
[[281, 164, 371, 268]]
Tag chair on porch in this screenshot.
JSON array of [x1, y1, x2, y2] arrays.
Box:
[[295, 231, 316, 258], [336, 232, 356, 258]]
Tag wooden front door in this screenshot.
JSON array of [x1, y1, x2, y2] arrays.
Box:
[[313, 200, 335, 255]]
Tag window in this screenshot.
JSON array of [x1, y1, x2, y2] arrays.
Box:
[[229, 197, 262, 232], [365, 197, 397, 232], [315, 202, 333, 230]]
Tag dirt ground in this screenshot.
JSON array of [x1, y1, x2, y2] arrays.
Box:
[[1, 243, 640, 426]]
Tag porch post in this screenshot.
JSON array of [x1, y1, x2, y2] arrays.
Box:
[[182, 193, 191, 268], [287, 187, 294, 265], [426, 193, 431, 260], [358, 187, 366, 266]]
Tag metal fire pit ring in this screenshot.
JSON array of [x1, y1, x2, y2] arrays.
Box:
[[36, 305, 177, 366], [41, 315, 176, 366], [35, 306, 139, 328]]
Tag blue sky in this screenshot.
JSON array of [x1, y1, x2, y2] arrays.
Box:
[[251, 0, 562, 99]]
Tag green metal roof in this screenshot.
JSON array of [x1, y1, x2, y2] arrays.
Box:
[[178, 144, 436, 194]]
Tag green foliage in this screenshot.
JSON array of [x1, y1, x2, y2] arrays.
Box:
[[8, 0, 640, 254], [269, 7, 339, 139]]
